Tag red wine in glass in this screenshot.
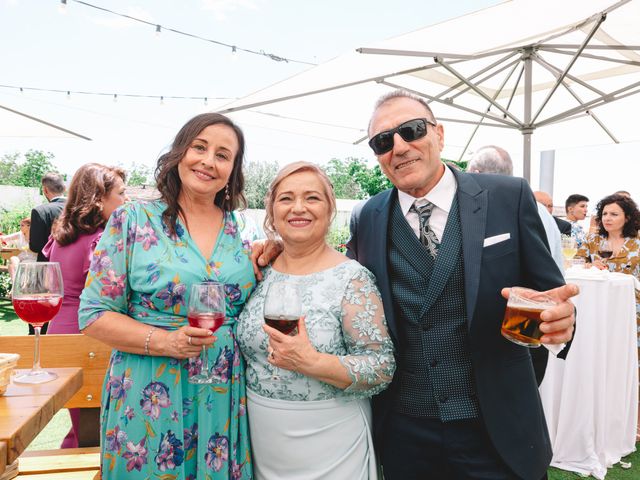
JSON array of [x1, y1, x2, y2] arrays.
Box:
[[12, 262, 64, 384], [264, 315, 299, 335], [598, 250, 613, 259], [187, 282, 226, 384], [263, 281, 303, 380], [13, 295, 62, 327], [188, 312, 225, 334]]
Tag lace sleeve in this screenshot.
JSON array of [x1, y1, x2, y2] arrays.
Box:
[[338, 267, 395, 397]]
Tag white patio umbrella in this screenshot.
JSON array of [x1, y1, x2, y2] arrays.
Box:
[[0, 104, 91, 140], [218, 0, 640, 180]]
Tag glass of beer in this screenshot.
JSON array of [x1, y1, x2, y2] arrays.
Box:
[[501, 287, 557, 348]]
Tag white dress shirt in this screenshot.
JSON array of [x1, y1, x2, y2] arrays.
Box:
[[397, 165, 457, 242]]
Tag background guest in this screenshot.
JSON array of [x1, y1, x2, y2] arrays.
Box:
[[238, 161, 394, 479], [565, 193, 589, 247], [42, 163, 127, 449], [78, 113, 257, 479], [29, 171, 66, 334], [534, 191, 572, 236], [0, 217, 36, 282], [575, 193, 640, 440]]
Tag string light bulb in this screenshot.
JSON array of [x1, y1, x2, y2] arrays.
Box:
[[230, 45, 238, 61], [59, 0, 67, 14], [113, 94, 118, 103], [204, 97, 208, 106], [155, 25, 161, 37], [66, 90, 71, 101], [160, 96, 164, 105]]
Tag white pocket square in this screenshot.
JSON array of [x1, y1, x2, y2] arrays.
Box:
[[483, 233, 510, 247]]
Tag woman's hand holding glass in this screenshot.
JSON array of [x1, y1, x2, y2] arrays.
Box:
[[159, 325, 215, 360], [264, 315, 319, 374]]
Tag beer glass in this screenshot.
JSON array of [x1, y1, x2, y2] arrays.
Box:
[[501, 287, 556, 348]]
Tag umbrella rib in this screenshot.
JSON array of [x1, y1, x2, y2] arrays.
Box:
[[445, 54, 520, 102], [531, 13, 607, 124], [435, 58, 523, 126], [534, 53, 607, 97], [380, 80, 519, 128], [0, 104, 91, 141], [457, 59, 522, 161], [539, 47, 640, 68], [537, 80, 640, 127], [533, 54, 619, 143]]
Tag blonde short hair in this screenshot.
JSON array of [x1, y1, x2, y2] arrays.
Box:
[[263, 161, 336, 239]]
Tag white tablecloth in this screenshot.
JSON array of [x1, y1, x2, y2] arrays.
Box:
[[539, 269, 638, 479]]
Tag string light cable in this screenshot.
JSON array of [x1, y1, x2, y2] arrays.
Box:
[[62, 0, 317, 66], [0, 84, 235, 105]]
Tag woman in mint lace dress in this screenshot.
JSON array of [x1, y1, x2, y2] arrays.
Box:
[[237, 162, 395, 479], [79, 113, 257, 479]]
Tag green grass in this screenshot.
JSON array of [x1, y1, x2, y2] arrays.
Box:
[[1, 302, 639, 473]]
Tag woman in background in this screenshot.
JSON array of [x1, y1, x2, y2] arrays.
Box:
[[43, 163, 127, 448], [575, 193, 640, 439], [0, 217, 36, 281]]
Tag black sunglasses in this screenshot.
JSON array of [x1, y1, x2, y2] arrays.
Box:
[[368, 118, 436, 155]]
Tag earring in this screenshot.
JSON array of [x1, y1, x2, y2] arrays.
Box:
[[224, 184, 230, 202]]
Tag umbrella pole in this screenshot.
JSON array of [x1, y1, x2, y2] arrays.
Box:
[[522, 50, 533, 182]]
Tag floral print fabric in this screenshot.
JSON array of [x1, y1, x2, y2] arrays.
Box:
[[576, 233, 640, 368], [78, 200, 259, 479], [237, 261, 395, 401]]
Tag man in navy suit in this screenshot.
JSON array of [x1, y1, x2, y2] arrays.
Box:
[[346, 90, 577, 480], [28, 172, 66, 335]]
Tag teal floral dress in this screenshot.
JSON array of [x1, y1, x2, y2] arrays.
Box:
[[78, 200, 259, 480]]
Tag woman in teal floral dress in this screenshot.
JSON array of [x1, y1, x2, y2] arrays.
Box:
[[79, 113, 258, 479]]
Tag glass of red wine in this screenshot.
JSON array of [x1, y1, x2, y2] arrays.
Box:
[[263, 281, 303, 381], [187, 282, 226, 384], [12, 262, 63, 384], [598, 238, 613, 262]]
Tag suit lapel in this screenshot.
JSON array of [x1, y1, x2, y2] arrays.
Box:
[[453, 169, 487, 325], [370, 190, 398, 340]]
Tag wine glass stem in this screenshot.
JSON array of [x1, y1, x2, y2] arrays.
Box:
[[201, 345, 208, 376], [33, 326, 43, 373]]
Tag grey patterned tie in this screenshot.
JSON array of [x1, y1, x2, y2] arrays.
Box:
[[410, 201, 439, 258]]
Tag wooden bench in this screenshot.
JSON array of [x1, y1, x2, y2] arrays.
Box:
[[0, 334, 111, 480]]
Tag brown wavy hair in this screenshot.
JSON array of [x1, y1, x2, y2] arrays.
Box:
[[263, 161, 336, 240], [595, 193, 640, 238], [51, 164, 126, 246], [155, 113, 246, 236]]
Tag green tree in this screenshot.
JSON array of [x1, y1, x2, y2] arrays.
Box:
[[14, 150, 58, 188], [244, 160, 279, 209], [127, 162, 153, 186], [0, 152, 21, 185], [324, 157, 392, 199]]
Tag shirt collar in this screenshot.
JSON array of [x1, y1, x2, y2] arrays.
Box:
[[398, 164, 457, 216]]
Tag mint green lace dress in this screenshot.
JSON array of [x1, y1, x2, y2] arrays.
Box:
[[78, 200, 259, 480], [236, 261, 395, 479]]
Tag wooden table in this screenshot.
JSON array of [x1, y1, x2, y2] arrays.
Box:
[[0, 248, 20, 261], [0, 367, 83, 475]]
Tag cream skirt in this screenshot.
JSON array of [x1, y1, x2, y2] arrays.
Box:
[[247, 389, 378, 480]]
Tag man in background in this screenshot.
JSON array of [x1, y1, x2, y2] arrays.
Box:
[[28, 172, 66, 334], [534, 191, 571, 236], [467, 147, 564, 273], [565, 194, 589, 247]]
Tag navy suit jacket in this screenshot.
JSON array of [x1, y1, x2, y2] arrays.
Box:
[[346, 167, 566, 480], [30, 197, 65, 262]]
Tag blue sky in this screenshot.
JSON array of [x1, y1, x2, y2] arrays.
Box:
[[1, 0, 639, 208]]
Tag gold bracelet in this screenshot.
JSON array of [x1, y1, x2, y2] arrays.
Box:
[[144, 327, 156, 355]]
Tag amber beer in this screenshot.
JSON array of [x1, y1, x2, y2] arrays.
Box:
[[501, 287, 556, 348], [501, 304, 544, 347]]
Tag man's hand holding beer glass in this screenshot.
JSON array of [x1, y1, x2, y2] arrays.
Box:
[[501, 284, 578, 346]]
